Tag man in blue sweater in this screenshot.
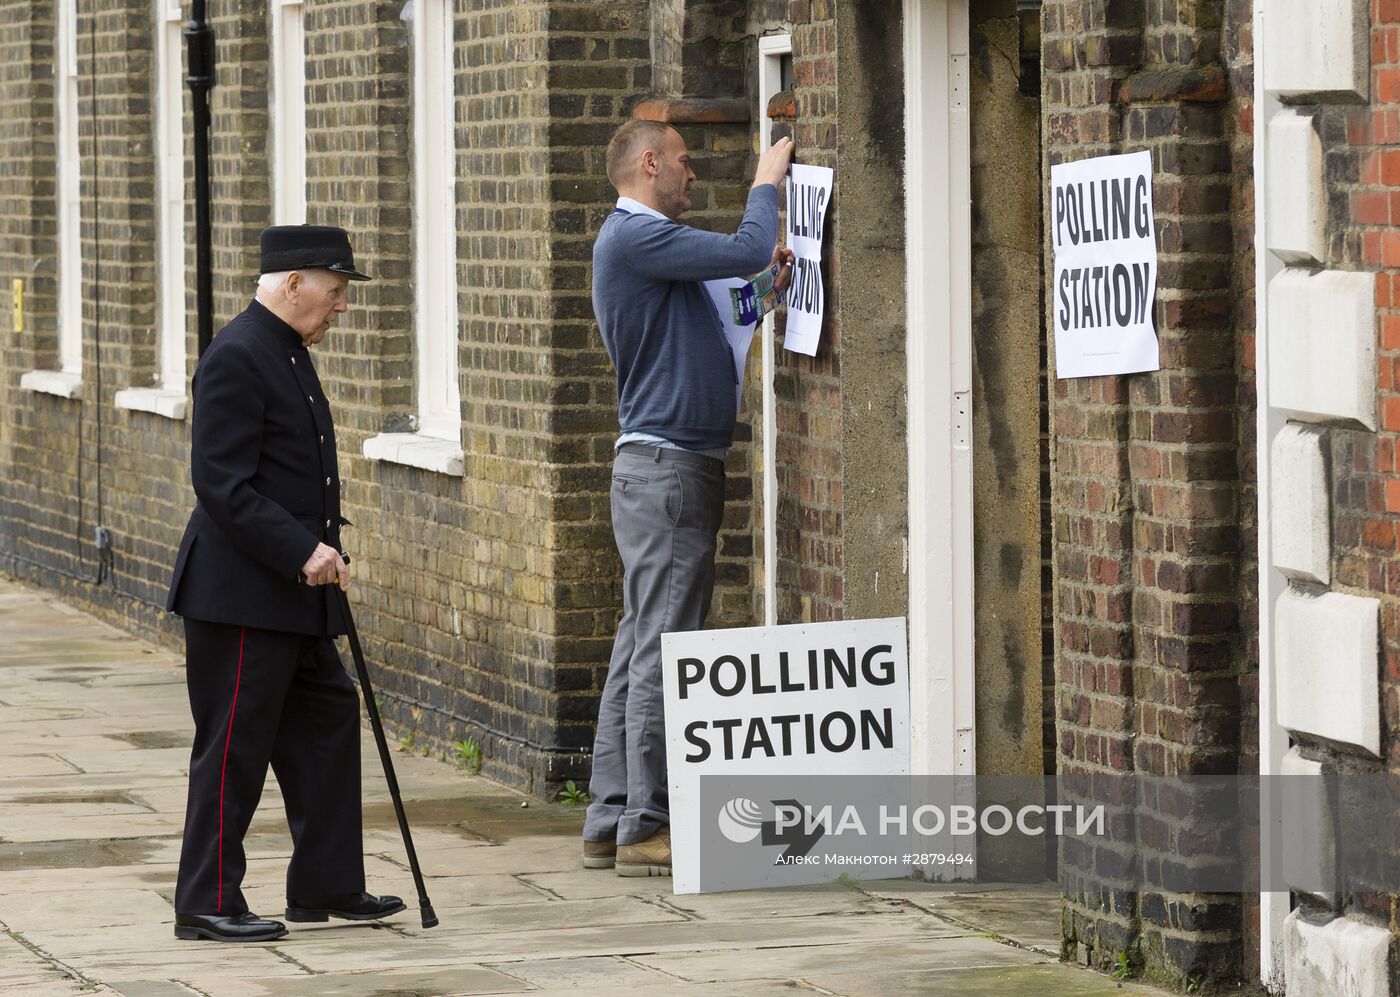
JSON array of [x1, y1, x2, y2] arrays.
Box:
[[584, 120, 795, 876]]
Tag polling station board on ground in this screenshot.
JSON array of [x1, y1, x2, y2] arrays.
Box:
[[662, 617, 910, 893], [1050, 149, 1161, 378]]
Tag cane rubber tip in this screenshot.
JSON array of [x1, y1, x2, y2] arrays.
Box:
[[420, 904, 439, 929]]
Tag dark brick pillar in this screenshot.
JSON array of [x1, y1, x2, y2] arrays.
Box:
[[1044, 0, 1249, 988], [774, 0, 844, 624]]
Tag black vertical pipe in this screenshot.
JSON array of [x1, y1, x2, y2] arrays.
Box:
[[185, 1, 215, 356], [1017, 0, 1043, 98]]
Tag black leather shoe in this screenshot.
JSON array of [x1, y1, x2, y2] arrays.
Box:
[[285, 891, 406, 922], [174, 911, 288, 942]]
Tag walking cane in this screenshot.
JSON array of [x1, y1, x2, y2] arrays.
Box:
[[332, 570, 439, 929]]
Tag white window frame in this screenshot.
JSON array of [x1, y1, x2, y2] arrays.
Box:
[[363, 0, 463, 474], [24, 0, 84, 398], [758, 33, 791, 626], [269, 0, 306, 225], [117, 0, 188, 418], [411, 0, 460, 443]]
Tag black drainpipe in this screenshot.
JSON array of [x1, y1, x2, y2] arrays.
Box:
[[1017, 0, 1043, 98], [185, 2, 215, 356]]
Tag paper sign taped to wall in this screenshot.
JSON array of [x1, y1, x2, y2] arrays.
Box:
[[783, 164, 834, 357], [1049, 150, 1161, 378]]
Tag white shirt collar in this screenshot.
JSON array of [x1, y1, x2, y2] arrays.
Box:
[[616, 196, 671, 222]]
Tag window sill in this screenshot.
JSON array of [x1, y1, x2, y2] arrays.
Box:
[[362, 432, 464, 477], [20, 369, 83, 399], [114, 387, 188, 420]]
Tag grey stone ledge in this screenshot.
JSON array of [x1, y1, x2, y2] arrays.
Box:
[[19, 369, 83, 400], [113, 386, 188, 420], [363, 431, 465, 477]]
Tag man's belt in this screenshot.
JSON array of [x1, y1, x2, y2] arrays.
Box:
[[617, 443, 724, 470]]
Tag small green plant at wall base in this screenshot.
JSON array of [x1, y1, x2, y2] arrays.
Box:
[[1111, 952, 1132, 981], [558, 780, 589, 805], [455, 737, 482, 772], [399, 732, 416, 751], [1185, 978, 1201, 994]]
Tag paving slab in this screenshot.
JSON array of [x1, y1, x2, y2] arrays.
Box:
[[373, 873, 555, 909], [480, 954, 674, 989], [629, 935, 1048, 984], [812, 963, 1171, 996], [866, 883, 1063, 953], [184, 965, 533, 997], [0, 888, 174, 931], [0, 578, 1174, 997], [276, 911, 964, 971]]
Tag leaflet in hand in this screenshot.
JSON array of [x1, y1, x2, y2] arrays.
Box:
[[728, 262, 783, 327]]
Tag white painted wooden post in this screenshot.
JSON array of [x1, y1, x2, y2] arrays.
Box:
[[758, 33, 792, 627], [904, 0, 976, 788]]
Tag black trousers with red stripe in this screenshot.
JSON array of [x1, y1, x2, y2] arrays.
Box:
[[175, 619, 366, 916]]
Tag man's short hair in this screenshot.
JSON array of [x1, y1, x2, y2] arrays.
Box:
[[606, 120, 676, 189]]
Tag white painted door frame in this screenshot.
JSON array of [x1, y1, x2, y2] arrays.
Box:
[[1252, 1, 1292, 988], [904, 0, 976, 780]]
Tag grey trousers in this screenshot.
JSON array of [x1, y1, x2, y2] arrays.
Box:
[[584, 446, 725, 845]]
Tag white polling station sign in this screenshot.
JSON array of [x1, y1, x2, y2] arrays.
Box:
[[1050, 150, 1161, 378], [661, 617, 909, 893], [782, 163, 834, 357]]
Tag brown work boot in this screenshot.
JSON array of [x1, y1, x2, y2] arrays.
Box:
[[616, 828, 671, 877], [582, 838, 617, 870]]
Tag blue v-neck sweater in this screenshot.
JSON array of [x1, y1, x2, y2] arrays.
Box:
[[592, 185, 779, 451]]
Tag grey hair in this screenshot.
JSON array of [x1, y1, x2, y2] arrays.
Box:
[[257, 270, 292, 293], [257, 269, 335, 295]]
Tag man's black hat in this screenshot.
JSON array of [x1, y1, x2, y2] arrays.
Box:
[[258, 224, 371, 281]]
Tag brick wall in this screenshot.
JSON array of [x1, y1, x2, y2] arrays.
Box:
[[330, 0, 662, 791], [1043, 0, 1254, 988], [611, 0, 854, 637], [0, 0, 61, 578], [86, 0, 186, 621], [682, 0, 748, 98], [207, 1, 269, 330], [630, 1, 781, 630], [673, 107, 769, 628], [0, 0, 821, 801], [1339, 2, 1400, 785], [773, 0, 843, 624], [0, 0, 666, 796], [0, 0, 192, 641]]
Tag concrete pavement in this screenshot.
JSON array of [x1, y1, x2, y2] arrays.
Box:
[[0, 577, 1168, 996]]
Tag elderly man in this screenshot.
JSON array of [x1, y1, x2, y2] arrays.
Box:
[[166, 225, 402, 941], [583, 122, 795, 876]]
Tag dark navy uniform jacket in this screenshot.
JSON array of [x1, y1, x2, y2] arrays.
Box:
[[167, 299, 348, 636]]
